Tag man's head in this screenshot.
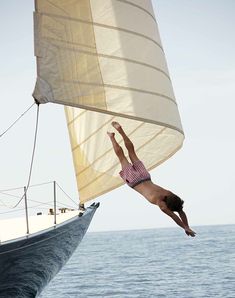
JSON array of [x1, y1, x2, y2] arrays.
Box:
[[164, 193, 184, 212]]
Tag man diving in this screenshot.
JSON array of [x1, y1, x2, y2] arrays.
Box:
[[107, 121, 196, 237]]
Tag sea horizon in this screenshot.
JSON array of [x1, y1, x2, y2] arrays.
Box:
[[87, 222, 235, 234]]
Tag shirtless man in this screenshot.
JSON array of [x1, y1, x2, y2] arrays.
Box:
[[107, 121, 196, 237]]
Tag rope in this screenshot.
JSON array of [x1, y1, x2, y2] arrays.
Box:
[[0, 102, 35, 138], [12, 104, 40, 208]]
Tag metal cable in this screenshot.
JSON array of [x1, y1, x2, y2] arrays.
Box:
[[0, 102, 35, 138], [56, 182, 78, 206], [0, 181, 53, 192]]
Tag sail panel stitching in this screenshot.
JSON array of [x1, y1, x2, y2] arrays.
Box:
[[46, 44, 170, 80], [116, 0, 156, 22], [49, 100, 184, 134], [62, 80, 176, 104], [75, 122, 145, 176], [37, 12, 163, 51]]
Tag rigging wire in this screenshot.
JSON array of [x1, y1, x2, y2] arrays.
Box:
[[0, 198, 9, 207], [0, 102, 78, 210], [0, 192, 21, 199], [0, 102, 35, 138], [12, 103, 40, 208], [56, 182, 78, 207], [0, 181, 78, 210], [0, 199, 76, 215], [0, 208, 25, 215], [0, 181, 54, 192]]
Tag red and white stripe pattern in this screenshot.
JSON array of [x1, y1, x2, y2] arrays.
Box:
[[119, 160, 151, 188]]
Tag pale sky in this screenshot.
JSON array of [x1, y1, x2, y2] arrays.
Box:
[[0, 1, 235, 232]]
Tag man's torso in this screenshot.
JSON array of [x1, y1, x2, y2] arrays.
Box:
[[133, 181, 170, 205]]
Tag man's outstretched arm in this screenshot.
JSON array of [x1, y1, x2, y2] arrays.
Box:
[[179, 210, 189, 228], [160, 206, 186, 229], [160, 205, 196, 237], [178, 210, 196, 236]]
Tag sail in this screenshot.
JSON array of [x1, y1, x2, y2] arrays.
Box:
[[33, 0, 184, 203]]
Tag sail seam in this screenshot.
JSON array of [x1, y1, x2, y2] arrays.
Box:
[[77, 127, 167, 190], [74, 122, 145, 175], [71, 117, 116, 148], [37, 12, 163, 51], [116, 0, 156, 22], [66, 109, 87, 126], [43, 36, 97, 50], [80, 182, 124, 203], [62, 80, 176, 104], [88, 0, 108, 110], [47, 44, 171, 80], [67, 9, 82, 106], [85, 51, 170, 80], [55, 100, 184, 134]]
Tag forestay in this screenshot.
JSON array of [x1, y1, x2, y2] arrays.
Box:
[[33, 0, 184, 203]]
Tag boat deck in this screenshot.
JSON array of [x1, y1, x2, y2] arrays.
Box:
[[0, 210, 81, 244]]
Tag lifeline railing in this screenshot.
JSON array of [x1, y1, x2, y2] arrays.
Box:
[[0, 181, 79, 237]]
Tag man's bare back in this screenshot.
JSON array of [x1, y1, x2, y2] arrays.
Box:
[[133, 180, 170, 205]]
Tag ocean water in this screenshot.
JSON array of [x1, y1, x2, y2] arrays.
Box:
[[40, 225, 235, 298]]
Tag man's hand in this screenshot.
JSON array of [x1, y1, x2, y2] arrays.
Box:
[[185, 227, 196, 237]]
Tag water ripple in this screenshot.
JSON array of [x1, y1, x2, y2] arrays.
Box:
[[40, 225, 235, 298]]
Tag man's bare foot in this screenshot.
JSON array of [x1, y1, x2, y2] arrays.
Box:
[[107, 131, 115, 138], [111, 121, 122, 132]]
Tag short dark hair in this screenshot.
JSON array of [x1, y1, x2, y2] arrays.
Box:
[[164, 193, 184, 212]]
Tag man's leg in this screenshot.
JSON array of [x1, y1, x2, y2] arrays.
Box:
[[111, 122, 139, 164], [107, 132, 129, 169]]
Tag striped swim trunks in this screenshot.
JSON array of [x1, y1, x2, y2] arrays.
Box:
[[119, 160, 151, 188]]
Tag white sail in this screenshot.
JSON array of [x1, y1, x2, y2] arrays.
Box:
[[33, 0, 184, 203]]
